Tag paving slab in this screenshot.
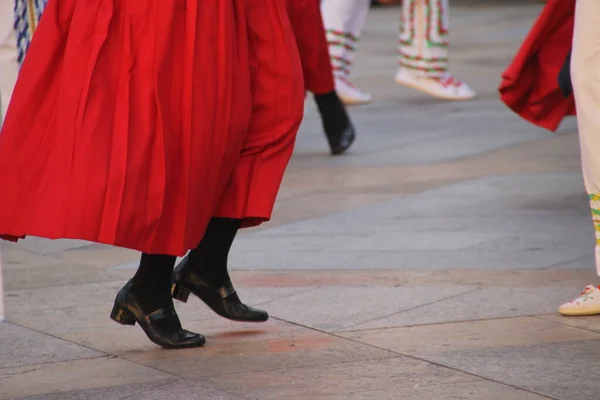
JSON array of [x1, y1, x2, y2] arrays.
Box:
[[537, 314, 600, 335], [4, 281, 311, 354], [13, 381, 248, 400], [0, 357, 172, 400], [340, 317, 600, 355], [229, 269, 597, 289], [304, 381, 551, 400], [4, 238, 93, 255], [0, 322, 101, 369], [342, 287, 581, 331], [13, 383, 165, 400], [261, 285, 475, 332], [202, 357, 481, 400], [342, 318, 600, 400], [231, 174, 592, 271], [412, 340, 600, 400], [122, 325, 398, 379]]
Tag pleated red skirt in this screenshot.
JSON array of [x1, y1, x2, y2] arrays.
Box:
[[285, 0, 334, 95], [0, 0, 303, 256], [498, 0, 575, 132]]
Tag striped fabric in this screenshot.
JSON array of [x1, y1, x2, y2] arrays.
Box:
[[14, 0, 47, 66]]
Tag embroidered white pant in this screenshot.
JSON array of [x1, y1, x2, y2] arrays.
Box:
[[320, 0, 370, 80], [571, 0, 600, 275], [320, 0, 451, 79], [399, 0, 450, 78]]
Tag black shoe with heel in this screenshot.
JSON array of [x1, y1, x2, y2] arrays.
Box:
[[110, 280, 206, 349], [172, 256, 269, 322], [314, 91, 356, 155]]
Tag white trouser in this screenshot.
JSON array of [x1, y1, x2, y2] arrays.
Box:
[[321, 0, 452, 81], [0, 0, 17, 122], [321, 0, 370, 80], [399, 0, 450, 78], [571, 0, 600, 275]]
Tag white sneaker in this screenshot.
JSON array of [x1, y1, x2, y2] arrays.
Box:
[[558, 285, 600, 316], [335, 77, 372, 106], [395, 68, 476, 101]]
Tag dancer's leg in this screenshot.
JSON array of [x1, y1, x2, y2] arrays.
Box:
[[559, 0, 600, 316], [395, 0, 475, 100], [321, 0, 372, 105]]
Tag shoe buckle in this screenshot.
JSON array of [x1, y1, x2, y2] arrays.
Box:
[[218, 284, 236, 299]]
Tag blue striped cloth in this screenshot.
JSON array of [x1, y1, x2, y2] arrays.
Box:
[[14, 0, 47, 66]]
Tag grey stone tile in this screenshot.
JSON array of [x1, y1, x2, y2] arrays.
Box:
[[231, 234, 369, 253], [261, 286, 473, 332], [123, 328, 397, 379], [0, 357, 172, 400], [417, 340, 600, 400], [5, 281, 311, 354], [328, 231, 504, 252], [9, 237, 94, 255], [337, 127, 550, 166], [0, 322, 102, 369], [13, 382, 163, 400], [537, 314, 600, 335], [14, 380, 246, 400], [273, 174, 587, 225], [203, 357, 480, 400], [343, 287, 580, 331], [264, 214, 592, 236], [228, 249, 369, 270], [548, 256, 596, 271], [3, 263, 130, 291], [229, 247, 585, 271], [308, 380, 550, 400], [229, 172, 592, 271], [126, 380, 248, 400], [341, 317, 600, 356]]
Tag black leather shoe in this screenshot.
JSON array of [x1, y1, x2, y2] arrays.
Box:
[[172, 256, 269, 322], [110, 280, 206, 349], [314, 91, 357, 155], [326, 122, 356, 155]]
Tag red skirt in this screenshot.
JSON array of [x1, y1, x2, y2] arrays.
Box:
[[285, 0, 334, 95], [0, 0, 303, 255], [499, 0, 576, 132]]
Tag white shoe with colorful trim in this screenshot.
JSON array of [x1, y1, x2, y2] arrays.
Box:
[[394, 68, 476, 101], [335, 77, 372, 106], [559, 285, 600, 316]]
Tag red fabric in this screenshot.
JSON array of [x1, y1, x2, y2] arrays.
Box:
[[213, 0, 304, 228], [0, 0, 303, 256], [285, 0, 335, 95], [499, 0, 576, 132]]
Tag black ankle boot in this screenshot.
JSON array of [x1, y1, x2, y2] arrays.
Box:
[[314, 91, 356, 155], [172, 256, 269, 322], [111, 280, 206, 349]]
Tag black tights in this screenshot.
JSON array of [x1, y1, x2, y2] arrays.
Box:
[[131, 217, 241, 313]]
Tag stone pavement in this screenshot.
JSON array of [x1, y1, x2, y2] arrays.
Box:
[[1, 3, 597, 400]]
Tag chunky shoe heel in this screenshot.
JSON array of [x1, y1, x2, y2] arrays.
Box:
[[110, 304, 136, 326], [171, 282, 191, 303], [111, 280, 206, 349]]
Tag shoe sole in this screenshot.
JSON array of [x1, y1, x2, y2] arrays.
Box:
[[338, 95, 372, 106], [395, 78, 475, 101], [558, 308, 600, 316]]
